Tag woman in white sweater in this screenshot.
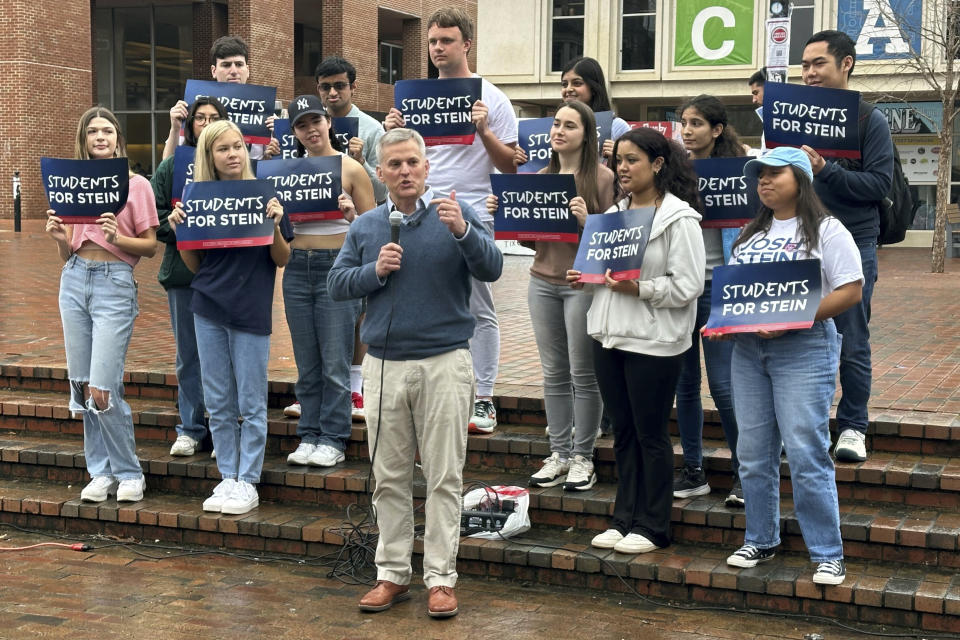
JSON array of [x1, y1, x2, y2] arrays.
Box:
[[568, 127, 705, 554]]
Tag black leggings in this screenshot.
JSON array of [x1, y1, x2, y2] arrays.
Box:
[[592, 341, 682, 548]]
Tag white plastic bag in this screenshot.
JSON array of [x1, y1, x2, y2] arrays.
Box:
[[461, 485, 531, 540]]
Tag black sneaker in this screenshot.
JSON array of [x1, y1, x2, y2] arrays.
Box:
[[813, 559, 846, 585], [725, 477, 744, 508], [673, 465, 711, 498], [726, 544, 776, 568]]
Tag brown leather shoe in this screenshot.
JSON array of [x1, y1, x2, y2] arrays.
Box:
[[427, 585, 458, 618], [358, 580, 410, 612]]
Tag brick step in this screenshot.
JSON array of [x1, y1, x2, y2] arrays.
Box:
[[4, 368, 959, 455], [0, 476, 956, 633], [1, 433, 958, 562], [3, 390, 959, 508]]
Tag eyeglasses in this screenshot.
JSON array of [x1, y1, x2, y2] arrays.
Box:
[[194, 115, 221, 124], [318, 82, 350, 92]]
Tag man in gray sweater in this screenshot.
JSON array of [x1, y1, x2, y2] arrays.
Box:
[[328, 128, 502, 618]]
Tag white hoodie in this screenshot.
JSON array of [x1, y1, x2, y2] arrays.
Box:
[[587, 192, 706, 357]]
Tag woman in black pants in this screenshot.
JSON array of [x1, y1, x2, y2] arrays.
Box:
[[567, 128, 705, 554]]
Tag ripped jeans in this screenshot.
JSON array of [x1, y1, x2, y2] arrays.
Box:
[[59, 255, 142, 480]]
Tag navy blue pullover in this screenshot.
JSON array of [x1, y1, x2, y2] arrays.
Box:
[[813, 106, 894, 244], [327, 190, 503, 360]]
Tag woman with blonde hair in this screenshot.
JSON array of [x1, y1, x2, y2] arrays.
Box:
[[169, 119, 293, 515]]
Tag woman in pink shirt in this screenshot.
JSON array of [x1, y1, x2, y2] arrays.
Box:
[[45, 106, 159, 504]]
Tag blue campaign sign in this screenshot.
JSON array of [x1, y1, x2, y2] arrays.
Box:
[[176, 179, 277, 249], [703, 259, 822, 336], [595, 110, 613, 150], [41, 158, 129, 223], [255, 156, 342, 222], [517, 117, 553, 174], [838, 0, 921, 60], [273, 118, 299, 158], [332, 117, 359, 150], [573, 208, 656, 283], [763, 82, 861, 159], [394, 77, 481, 146], [171, 146, 196, 205], [184, 80, 276, 145], [490, 173, 578, 243], [693, 157, 759, 228]]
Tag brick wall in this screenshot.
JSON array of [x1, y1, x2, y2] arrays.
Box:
[[228, 0, 295, 102], [0, 1, 92, 221]]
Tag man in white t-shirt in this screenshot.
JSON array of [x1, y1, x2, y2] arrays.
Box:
[[385, 6, 518, 434]]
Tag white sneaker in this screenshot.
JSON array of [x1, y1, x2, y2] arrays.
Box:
[[169, 434, 200, 456], [202, 478, 238, 512], [283, 401, 301, 418], [834, 429, 867, 462], [80, 476, 118, 502], [116, 475, 146, 502], [613, 533, 657, 554], [591, 528, 624, 549], [221, 481, 259, 515], [308, 444, 345, 467], [286, 442, 316, 465], [468, 399, 497, 434], [529, 452, 569, 488], [563, 455, 597, 491]]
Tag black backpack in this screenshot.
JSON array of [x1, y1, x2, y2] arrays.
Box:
[[842, 102, 919, 245]]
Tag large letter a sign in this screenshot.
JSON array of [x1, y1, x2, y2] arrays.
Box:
[[675, 0, 754, 66], [838, 0, 922, 60]]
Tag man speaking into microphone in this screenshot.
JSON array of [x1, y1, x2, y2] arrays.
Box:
[[328, 128, 502, 618]]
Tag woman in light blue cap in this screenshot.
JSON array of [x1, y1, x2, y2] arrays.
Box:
[[714, 146, 863, 586]]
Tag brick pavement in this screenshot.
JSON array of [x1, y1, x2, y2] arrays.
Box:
[[0, 529, 881, 640], [2, 220, 958, 416]]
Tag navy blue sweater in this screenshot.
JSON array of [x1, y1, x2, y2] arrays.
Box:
[[327, 195, 503, 360], [814, 106, 894, 244]]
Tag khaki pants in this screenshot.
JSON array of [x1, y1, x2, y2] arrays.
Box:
[[362, 348, 474, 588]]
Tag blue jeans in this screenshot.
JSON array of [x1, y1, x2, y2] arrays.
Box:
[[282, 249, 360, 450], [732, 321, 843, 562], [832, 241, 877, 434], [527, 276, 601, 459], [194, 314, 269, 484], [675, 279, 739, 472], [59, 255, 142, 480], [167, 287, 207, 441]]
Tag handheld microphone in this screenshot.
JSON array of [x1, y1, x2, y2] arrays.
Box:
[[389, 209, 403, 245]]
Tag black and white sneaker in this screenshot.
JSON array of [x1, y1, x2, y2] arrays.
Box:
[[725, 477, 744, 508], [673, 465, 710, 498], [529, 452, 569, 488], [726, 544, 776, 568], [812, 559, 846, 585]]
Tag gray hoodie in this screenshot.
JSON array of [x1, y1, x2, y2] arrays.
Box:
[[587, 192, 706, 357]]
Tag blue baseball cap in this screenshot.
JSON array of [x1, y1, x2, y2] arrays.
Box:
[[743, 146, 813, 182]]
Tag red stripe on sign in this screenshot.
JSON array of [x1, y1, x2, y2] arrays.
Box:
[[177, 234, 274, 250], [576, 273, 608, 284], [242, 135, 272, 145], [609, 269, 642, 281], [701, 320, 815, 337], [288, 211, 345, 222], [765, 141, 860, 160], [60, 217, 103, 224], [700, 219, 752, 229], [494, 231, 579, 243], [422, 134, 477, 146]]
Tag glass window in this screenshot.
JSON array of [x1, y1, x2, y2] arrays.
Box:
[[551, 1, 584, 72], [621, 0, 656, 71], [295, 24, 323, 77], [379, 43, 402, 85], [93, 5, 193, 175], [788, 0, 815, 65]]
